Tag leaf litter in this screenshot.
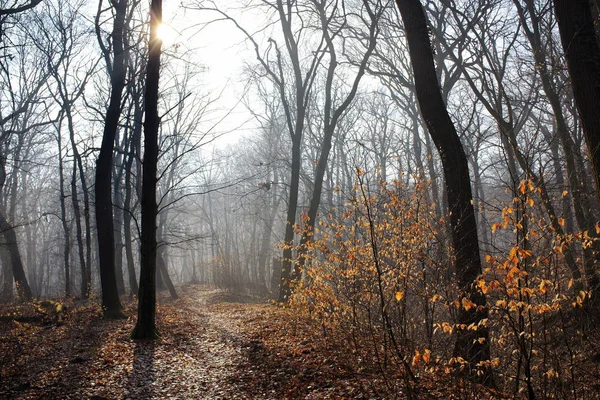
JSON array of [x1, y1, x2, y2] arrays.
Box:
[[0, 285, 500, 399]]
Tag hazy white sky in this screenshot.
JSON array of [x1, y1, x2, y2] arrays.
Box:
[[160, 2, 266, 147]]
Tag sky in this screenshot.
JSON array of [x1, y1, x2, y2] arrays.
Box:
[[160, 2, 265, 148]]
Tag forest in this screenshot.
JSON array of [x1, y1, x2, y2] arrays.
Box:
[[1, 0, 600, 398]]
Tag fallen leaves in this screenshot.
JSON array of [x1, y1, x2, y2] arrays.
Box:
[[1, 285, 507, 399]]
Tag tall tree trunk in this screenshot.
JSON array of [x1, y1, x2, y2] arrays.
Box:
[[423, 123, 443, 217], [157, 245, 178, 299], [83, 175, 92, 295], [132, 0, 162, 339], [550, 0, 600, 299], [553, 0, 600, 207], [395, 0, 492, 382], [278, 136, 301, 302], [123, 132, 139, 296], [71, 162, 87, 298], [156, 218, 178, 299], [0, 151, 31, 301], [78, 151, 92, 298], [57, 120, 71, 297], [65, 101, 91, 298], [1, 238, 13, 301], [95, 0, 128, 318], [470, 155, 490, 255], [0, 207, 32, 301], [123, 79, 144, 297], [258, 179, 281, 288], [113, 182, 126, 295]]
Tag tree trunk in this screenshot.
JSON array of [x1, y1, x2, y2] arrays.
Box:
[[551, 0, 600, 299], [123, 80, 143, 297], [132, 0, 162, 340], [123, 133, 139, 296], [553, 0, 600, 206], [66, 102, 91, 298], [278, 136, 301, 302], [57, 120, 71, 297], [423, 124, 443, 216], [0, 150, 31, 301], [157, 246, 178, 299], [113, 182, 126, 295], [1, 238, 13, 301], [71, 162, 87, 298], [95, 0, 128, 318], [95, 108, 125, 312], [0, 207, 32, 301], [395, 0, 492, 382], [258, 181, 281, 288]]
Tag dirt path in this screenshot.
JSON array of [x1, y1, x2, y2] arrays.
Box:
[[91, 288, 265, 399], [2, 286, 360, 399]]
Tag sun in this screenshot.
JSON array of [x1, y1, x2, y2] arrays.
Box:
[[156, 23, 177, 46]]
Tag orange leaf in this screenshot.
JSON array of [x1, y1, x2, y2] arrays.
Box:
[[423, 349, 431, 363]]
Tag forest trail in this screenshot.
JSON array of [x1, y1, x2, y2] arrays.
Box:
[[0, 286, 369, 399]]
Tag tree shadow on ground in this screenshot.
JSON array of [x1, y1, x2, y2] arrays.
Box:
[[126, 339, 156, 399], [0, 299, 116, 398]]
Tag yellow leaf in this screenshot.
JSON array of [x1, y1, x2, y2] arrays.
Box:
[[539, 280, 549, 295], [518, 249, 533, 258], [558, 218, 565, 227], [423, 349, 431, 363], [528, 198, 534, 207], [412, 350, 421, 365], [562, 190, 569, 197], [441, 322, 453, 334], [546, 369, 558, 379], [476, 279, 488, 294], [520, 183, 527, 194], [395, 291, 404, 301], [462, 297, 475, 311]]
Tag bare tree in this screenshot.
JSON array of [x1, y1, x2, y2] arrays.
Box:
[[31, 0, 98, 298], [292, 0, 382, 286], [395, 0, 492, 382], [552, 0, 600, 301], [0, 0, 41, 16], [132, 0, 163, 339], [0, 6, 50, 301], [95, 0, 128, 318]]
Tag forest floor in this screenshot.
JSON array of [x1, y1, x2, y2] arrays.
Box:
[[0, 285, 502, 399]]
